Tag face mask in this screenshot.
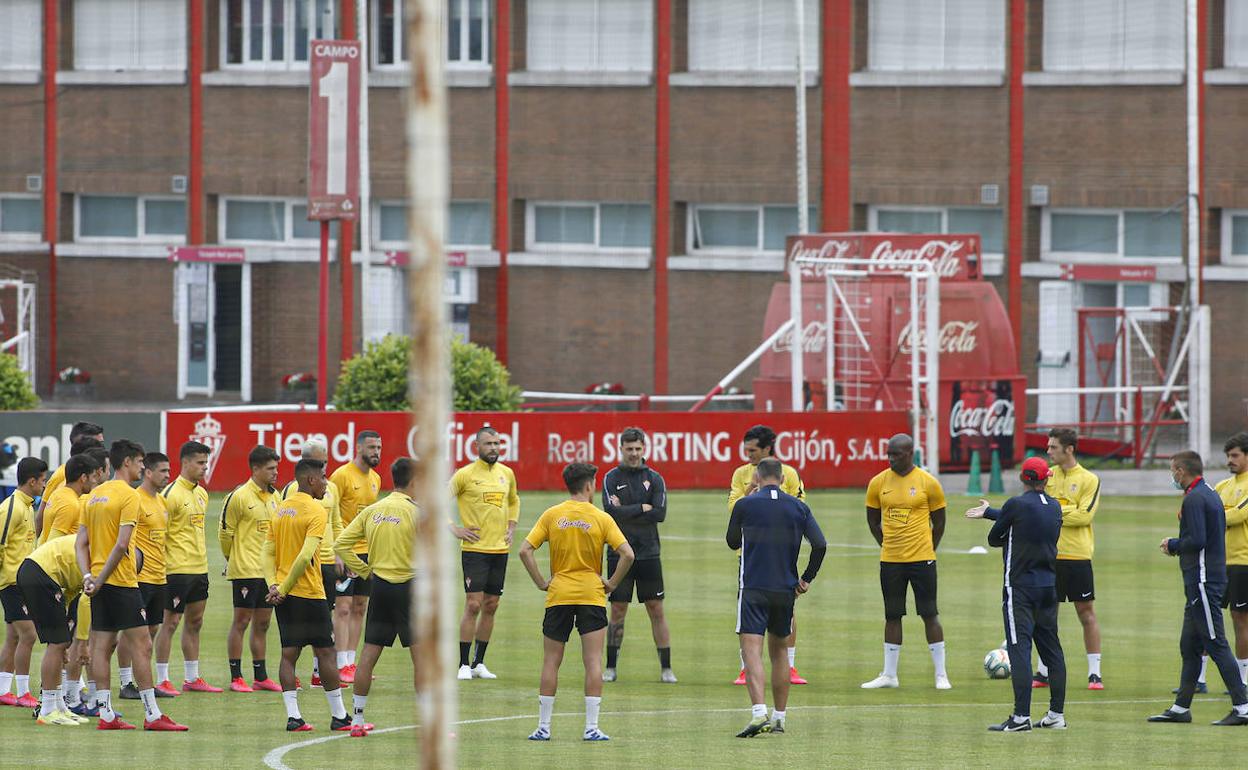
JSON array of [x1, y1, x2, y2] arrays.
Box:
[[1172, 478, 1184, 491]]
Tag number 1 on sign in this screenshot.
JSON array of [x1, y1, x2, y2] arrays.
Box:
[[319, 61, 348, 195]]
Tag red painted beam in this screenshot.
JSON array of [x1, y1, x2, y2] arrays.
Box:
[[494, 0, 510, 364], [1007, 0, 1024, 360], [43, 0, 58, 389], [653, 0, 671, 394], [189, 0, 204, 246], [821, 0, 850, 231], [339, 0, 356, 362]]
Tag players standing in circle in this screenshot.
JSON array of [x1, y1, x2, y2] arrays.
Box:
[[329, 431, 382, 684], [220, 445, 282, 693], [601, 428, 674, 684], [18, 532, 90, 725], [519, 463, 633, 742], [264, 458, 351, 733], [155, 441, 220, 694], [450, 427, 520, 681], [728, 425, 807, 686], [1033, 428, 1104, 691], [77, 439, 188, 731], [333, 457, 420, 737], [0, 458, 48, 709], [727, 458, 827, 738], [122, 452, 173, 702], [862, 433, 951, 690]]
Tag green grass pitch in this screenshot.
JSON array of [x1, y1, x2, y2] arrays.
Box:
[[4, 489, 1245, 768]]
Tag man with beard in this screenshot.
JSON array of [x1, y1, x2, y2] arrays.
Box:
[[450, 427, 520, 681], [328, 431, 382, 684]]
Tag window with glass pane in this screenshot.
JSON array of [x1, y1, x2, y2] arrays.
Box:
[[1232, 214, 1248, 256], [1123, 210, 1181, 258], [877, 209, 942, 233], [80, 196, 138, 238], [224, 0, 332, 66], [0, 198, 42, 234], [762, 206, 817, 250], [144, 199, 186, 236], [689, 0, 818, 72], [447, 0, 489, 66], [600, 204, 651, 248], [948, 208, 1004, 253], [869, 0, 1003, 71], [534, 205, 595, 245], [1122, 283, 1151, 307], [1050, 212, 1117, 253], [527, 0, 650, 72], [449, 202, 492, 245], [74, 0, 186, 70], [695, 208, 760, 249], [1044, 0, 1182, 72], [291, 204, 339, 239], [225, 200, 285, 240], [380, 203, 406, 242], [0, 0, 42, 70], [1228, 0, 1248, 67]]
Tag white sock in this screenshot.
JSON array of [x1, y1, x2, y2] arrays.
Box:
[[118, 667, 134, 687], [139, 688, 161, 721], [324, 686, 348, 719], [1236, 703, 1248, 717], [98, 691, 116, 722], [61, 670, 69, 691], [55, 690, 70, 713], [1087, 653, 1101, 678], [313, 657, 321, 677], [771, 708, 785, 723], [585, 695, 601, 732], [1047, 709, 1063, 720], [883, 643, 901, 678], [184, 660, 199, 681], [538, 694, 555, 730], [156, 663, 169, 683], [0, 671, 11, 695], [283, 689, 301, 720], [1013, 714, 1030, 723], [352, 694, 367, 726], [337, 651, 350, 669], [751, 702, 767, 719], [929, 641, 947, 678], [348, 650, 356, 666], [1238, 658, 1248, 685], [86, 681, 97, 706], [787, 647, 796, 668], [64, 679, 81, 707], [1199, 655, 1208, 684], [40, 689, 57, 717], [15, 674, 30, 696], [1036, 659, 1049, 677], [1171, 704, 1190, 713]]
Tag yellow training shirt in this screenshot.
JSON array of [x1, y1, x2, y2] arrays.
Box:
[[330, 463, 381, 555], [524, 500, 626, 608], [26, 534, 84, 604], [450, 459, 521, 554], [335, 491, 417, 583], [727, 461, 804, 513], [0, 490, 36, 590], [268, 491, 327, 600], [1046, 463, 1100, 561], [133, 487, 168, 585], [221, 479, 278, 580], [282, 480, 342, 565], [866, 467, 947, 563], [1217, 472, 1248, 566], [162, 476, 210, 574], [40, 484, 83, 545], [80, 479, 140, 588], [42, 463, 67, 504]]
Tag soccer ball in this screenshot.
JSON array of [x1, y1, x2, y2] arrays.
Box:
[[983, 648, 1010, 679]]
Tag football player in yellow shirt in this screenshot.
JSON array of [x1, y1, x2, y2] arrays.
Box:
[[328, 431, 382, 684], [264, 458, 351, 733], [862, 433, 950, 690], [18, 534, 89, 725], [0, 458, 48, 709], [221, 445, 281, 693], [76, 440, 188, 731], [450, 426, 520, 680], [33, 422, 102, 540], [1217, 432, 1248, 685], [39, 453, 101, 545], [727, 425, 806, 686], [155, 440, 220, 694], [519, 462, 634, 742], [334, 457, 419, 737]]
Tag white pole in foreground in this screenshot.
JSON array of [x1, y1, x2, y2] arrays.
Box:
[[1184, 0, 1206, 456], [789, 0, 808, 412], [357, 0, 373, 342], [924, 269, 940, 474], [405, 1, 454, 767]]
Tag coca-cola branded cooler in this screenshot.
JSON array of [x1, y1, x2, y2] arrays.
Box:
[[754, 233, 1024, 470]]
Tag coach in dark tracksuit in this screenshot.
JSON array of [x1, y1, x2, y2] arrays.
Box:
[[1148, 450, 1248, 726], [969, 456, 1067, 732]]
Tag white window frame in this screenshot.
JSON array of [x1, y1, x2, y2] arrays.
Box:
[[0, 194, 43, 242], [867, 204, 1005, 274], [220, 196, 335, 245], [1041, 207, 1184, 264], [219, 0, 335, 70], [686, 203, 817, 257], [1220, 209, 1248, 266], [373, 199, 494, 251], [525, 201, 650, 254], [73, 194, 187, 244], [371, 0, 489, 70]]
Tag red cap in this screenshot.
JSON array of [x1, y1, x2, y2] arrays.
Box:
[[1020, 457, 1052, 482]]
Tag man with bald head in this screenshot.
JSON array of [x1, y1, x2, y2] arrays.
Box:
[[861, 434, 950, 690]]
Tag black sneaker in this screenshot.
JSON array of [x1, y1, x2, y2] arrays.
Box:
[[330, 715, 352, 732], [1171, 682, 1207, 694], [119, 683, 141, 700], [1212, 711, 1248, 726], [735, 715, 772, 738], [1147, 709, 1192, 723], [988, 716, 1032, 732], [1031, 672, 1049, 689], [287, 717, 313, 732]]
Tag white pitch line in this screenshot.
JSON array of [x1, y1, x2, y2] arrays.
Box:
[[263, 696, 1212, 770]]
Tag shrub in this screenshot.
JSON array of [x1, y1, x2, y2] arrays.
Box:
[[0, 354, 39, 411], [451, 335, 522, 412]]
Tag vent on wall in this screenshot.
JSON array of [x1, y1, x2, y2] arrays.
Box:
[[1030, 185, 1049, 206], [171, 175, 188, 194], [25, 175, 42, 192], [980, 184, 1000, 206]]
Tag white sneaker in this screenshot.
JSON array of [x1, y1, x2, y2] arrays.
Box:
[[457, 665, 473, 680], [660, 668, 678, 684], [861, 674, 900, 689], [602, 667, 617, 682], [471, 663, 497, 680], [1034, 713, 1066, 729], [935, 675, 952, 690]]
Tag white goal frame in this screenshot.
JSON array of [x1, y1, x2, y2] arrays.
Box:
[[0, 277, 37, 389]]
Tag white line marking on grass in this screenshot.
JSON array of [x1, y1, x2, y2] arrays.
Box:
[[263, 696, 1208, 770]]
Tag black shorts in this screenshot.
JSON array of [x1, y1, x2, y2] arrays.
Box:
[[275, 595, 335, 649], [165, 573, 210, 613], [337, 554, 372, 598], [1223, 565, 1248, 610], [0, 583, 31, 624], [880, 561, 939, 620], [321, 565, 339, 610], [736, 588, 795, 637], [138, 582, 166, 626], [16, 562, 68, 644], [91, 584, 147, 632], [607, 555, 664, 603], [365, 577, 412, 648], [542, 604, 608, 643], [1055, 560, 1095, 602], [462, 551, 507, 596], [231, 578, 269, 610]]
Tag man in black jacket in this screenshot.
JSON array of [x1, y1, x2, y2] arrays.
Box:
[[601, 428, 673, 683], [1148, 450, 1248, 726]]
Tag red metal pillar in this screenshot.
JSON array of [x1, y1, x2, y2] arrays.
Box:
[[494, 0, 510, 363], [1197, 0, 1207, 304], [43, 0, 58, 389], [820, 0, 851, 230], [189, 0, 204, 245], [1007, 0, 1024, 358], [318, 222, 330, 409], [339, 0, 356, 361], [653, 0, 671, 394]]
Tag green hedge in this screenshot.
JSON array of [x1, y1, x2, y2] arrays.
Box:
[[0, 354, 38, 411]]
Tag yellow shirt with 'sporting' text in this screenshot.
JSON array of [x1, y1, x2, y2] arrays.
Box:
[[524, 500, 626, 608]]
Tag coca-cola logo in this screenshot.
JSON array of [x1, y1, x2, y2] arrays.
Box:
[[869, 239, 969, 278], [949, 398, 1015, 438], [897, 320, 979, 355], [771, 321, 828, 354]]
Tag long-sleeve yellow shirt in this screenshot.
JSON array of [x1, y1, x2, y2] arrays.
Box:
[[334, 491, 417, 583], [220, 478, 279, 579], [1046, 463, 1100, 561], [1217, 472, 1248, 566]]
